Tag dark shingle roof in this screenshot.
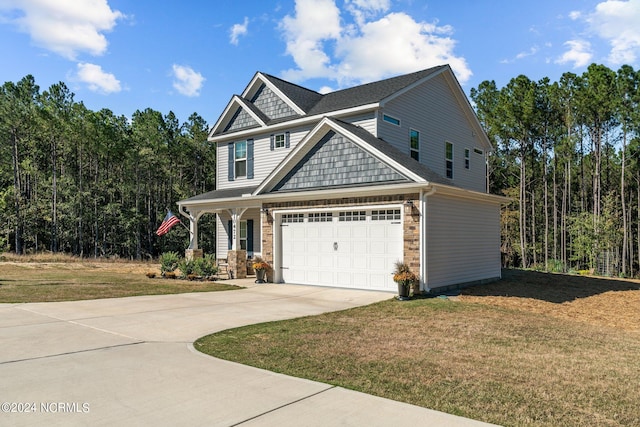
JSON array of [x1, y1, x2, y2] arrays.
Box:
[[260, 73, 323, 113], [262, 65, 446, 117], [307, 66, 446, 115], [179, 186, 258, 204]]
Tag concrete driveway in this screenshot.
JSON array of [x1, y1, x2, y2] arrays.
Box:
[[0, 282, 496, 426]]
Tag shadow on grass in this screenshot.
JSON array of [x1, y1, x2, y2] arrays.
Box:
[[461, 268, 640, 304]]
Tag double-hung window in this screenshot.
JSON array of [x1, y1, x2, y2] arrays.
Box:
[[445, 141, 453, 179], [275, 134, 285, 149], [239, 221, 247, 250], [464, 148, 470, 169], [410, 129, 419, 161], [235, 141, 247, 178]]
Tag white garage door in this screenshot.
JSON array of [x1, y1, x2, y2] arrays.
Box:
[[280, 208, 403, 291]]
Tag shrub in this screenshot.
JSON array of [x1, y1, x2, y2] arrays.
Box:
[[177, 258, 195, 279], [194, 254, 217, 278], [160, 251, 180, 275]]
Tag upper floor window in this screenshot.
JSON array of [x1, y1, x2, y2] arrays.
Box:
[[445, 141, 453, 179], [235, 141, 247, 177], [383, 114, 400, 126], [464, 148, 470, 169], [275, 133, 285, 149], [410, 129, 419, 161], [228, 139, 253, 181]]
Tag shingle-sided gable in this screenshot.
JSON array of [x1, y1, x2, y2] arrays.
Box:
[[224, 107, 260, 132], [271, 130, 410, 192], [250, 84, 298, 120]]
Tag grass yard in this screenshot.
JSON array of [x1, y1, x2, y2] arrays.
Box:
[[195, 270, 640, 427], [0, 256, 238, 302]]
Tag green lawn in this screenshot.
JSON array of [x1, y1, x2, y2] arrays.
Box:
[[196, 273, 640, 427], [0, 261, 238, 302]]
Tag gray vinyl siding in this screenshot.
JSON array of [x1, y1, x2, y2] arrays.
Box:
[[378, 74, 486, 193], [216, 209, 261, 260], [217, 126, 309, 190], [217, 113, 375, 191], [425, 194, 501, 289]]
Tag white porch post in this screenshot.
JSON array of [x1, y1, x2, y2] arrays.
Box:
[[187, 209, 204, 250], [228, 208, 248, 250], [181, 207, 204, 260]]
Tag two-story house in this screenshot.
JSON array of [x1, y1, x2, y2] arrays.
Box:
[[177, 64, 503, 293]]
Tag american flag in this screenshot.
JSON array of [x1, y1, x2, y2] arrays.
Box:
[[156, 210, 181, 236]]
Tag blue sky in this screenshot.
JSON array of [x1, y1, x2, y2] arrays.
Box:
[[1, 0, 639, 125]]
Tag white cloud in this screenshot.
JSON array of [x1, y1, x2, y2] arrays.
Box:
[[556, 39, 593, 68], [279, 0, 342, 81], [230, 17, 249, 45], [75, 62, 121, 94], [279, 0, 471, 87], [171, 64, 205, 97], [0, 0, 124, 60], [586, 0, 640, 64]]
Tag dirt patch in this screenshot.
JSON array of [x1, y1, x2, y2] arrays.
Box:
[[460, 269, 640, 332]]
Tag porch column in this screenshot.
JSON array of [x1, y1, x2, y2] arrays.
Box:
[[227, 208, 248, 279], [184, 208, 204, 260]]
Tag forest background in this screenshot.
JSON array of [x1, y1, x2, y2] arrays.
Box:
[[1, 63, 639, 277]]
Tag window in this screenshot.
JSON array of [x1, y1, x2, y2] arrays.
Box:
[[308, 212, 333, 222], [410, 129, 419, 161], [383, 114, 400, 126], [372, 209, 401, 221], [464, 148, 470, 169], [282, 213, 304, 223], [474, 148, 484, 155], [235, 141, 247, 177], [445, 142, 453, 179], [239, 221, 247, 250], [275, 133, 285, 149], [339, 211, 366, 222]]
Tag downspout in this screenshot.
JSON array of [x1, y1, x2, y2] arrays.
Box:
[[421, 186, 437, 293]]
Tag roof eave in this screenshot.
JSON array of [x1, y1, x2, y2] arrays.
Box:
[[208, 103, 380, 143]]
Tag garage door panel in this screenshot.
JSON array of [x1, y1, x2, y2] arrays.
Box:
[[281, 209, 403, 291]]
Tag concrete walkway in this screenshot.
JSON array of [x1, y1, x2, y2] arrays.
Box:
[[0, 280, 497, 426]]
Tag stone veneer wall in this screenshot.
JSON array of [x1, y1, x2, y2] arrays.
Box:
[[261, 193, 421, 284]]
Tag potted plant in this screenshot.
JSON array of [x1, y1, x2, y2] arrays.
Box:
[[252, 256, 270, 284], [393, 261, 417, 300]]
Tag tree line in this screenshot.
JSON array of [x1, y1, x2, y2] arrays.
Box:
[[2, 64, 640, 277], [472, 63, 640, 276], [0, 75, 216, 259]]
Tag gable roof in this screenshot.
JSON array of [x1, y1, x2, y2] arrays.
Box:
[[210, 65, 448, 137], [306, 65, 447, 115]]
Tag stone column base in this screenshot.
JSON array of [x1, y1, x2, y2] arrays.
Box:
[[227, 250, 247, 279], [185, 249, 203, 261]]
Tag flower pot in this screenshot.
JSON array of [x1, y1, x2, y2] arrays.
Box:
[[397, 282, 411, 300], [255, 269, 266, 284]]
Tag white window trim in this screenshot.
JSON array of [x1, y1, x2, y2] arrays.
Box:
[[445, 141, 454, 179], [409, 128, 419, 160], [239, 220, 248, 250], [235, 141, 247, 178], [275, 133, 286, 149], [382, 114, 401, 126]]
